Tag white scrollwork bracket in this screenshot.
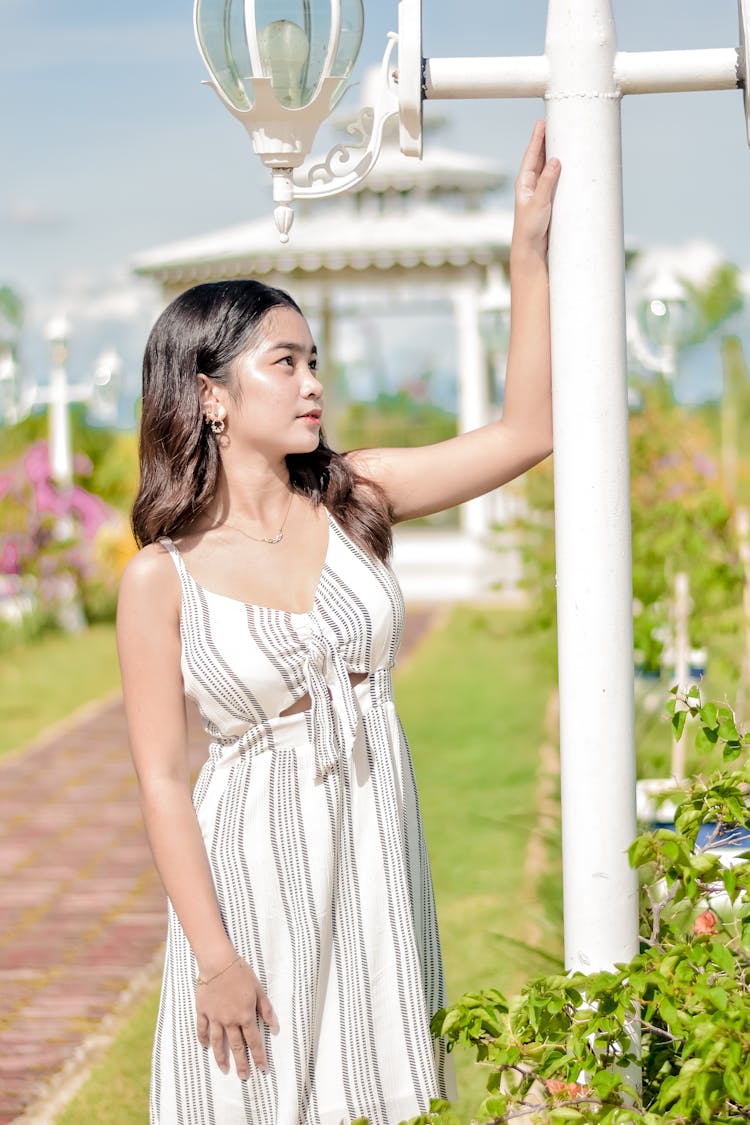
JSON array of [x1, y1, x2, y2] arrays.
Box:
[[293, 33, 400, 200]]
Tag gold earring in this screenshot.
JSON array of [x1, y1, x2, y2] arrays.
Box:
[[204, 412, 225, 434]]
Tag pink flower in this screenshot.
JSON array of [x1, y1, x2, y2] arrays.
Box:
[[0, 540, 21, 575], [654, 453, 682, 471], [545, 1078, 593, 1100], [73, 452, 93, 476], [692, 453, 717, 479], [693, 908, 719, 937], [23, 441, 52, 483], [69, 486, 109, 539], [33, 478, 65, 518]]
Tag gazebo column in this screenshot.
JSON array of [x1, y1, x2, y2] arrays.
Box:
[[319, 289, 339, 448], [453, 273, 492, 539]]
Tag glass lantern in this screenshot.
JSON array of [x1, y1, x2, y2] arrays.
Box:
[[90, 349, 123, 423], [195, 0, 364, 113], [636, 272, 692, 357]]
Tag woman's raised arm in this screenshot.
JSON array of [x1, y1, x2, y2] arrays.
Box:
[[348, 120, 560, 523]]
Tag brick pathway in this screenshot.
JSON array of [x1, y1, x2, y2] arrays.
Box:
[[0, 608, 436, 1124]]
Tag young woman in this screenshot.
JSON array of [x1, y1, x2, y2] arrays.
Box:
[[117, 122, 559, 1125]]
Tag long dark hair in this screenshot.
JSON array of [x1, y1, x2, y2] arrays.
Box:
[[132, 280, 392, 562]]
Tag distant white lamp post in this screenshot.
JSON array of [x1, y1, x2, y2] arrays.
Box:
[[631, 271, 693, 383], [43, 317, 124, 491], [45, 315, 75, 490], [0, 316, 123, 492], [193, 0, 750, 982], [0, 352, 24, 425]]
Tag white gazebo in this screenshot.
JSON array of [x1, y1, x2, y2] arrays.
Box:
[[133, 91, 523, 601]]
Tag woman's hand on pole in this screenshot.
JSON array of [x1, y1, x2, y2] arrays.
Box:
[[195, 956, 279, 1079], [511, 119, 560, 265]]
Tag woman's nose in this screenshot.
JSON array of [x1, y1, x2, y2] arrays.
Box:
[[303, 368, 324, 397]]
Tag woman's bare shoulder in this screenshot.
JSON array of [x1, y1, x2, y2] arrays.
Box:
[[119, 541, 179, 611]]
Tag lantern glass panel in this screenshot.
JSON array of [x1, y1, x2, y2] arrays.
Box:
[[329, 0, 365, 107], [195, 0, 252, 111], [639, 296, 690, 351], [253, 0, 363, 109], [196, 0, 364, 112]]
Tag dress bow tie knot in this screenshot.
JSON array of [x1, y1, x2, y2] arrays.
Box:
[[303, 633, 360, 780]]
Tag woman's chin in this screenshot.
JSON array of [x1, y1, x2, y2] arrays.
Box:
[[288, 429, 323, 455]]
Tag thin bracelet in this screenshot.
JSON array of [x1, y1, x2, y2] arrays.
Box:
[[195, 953, 242, 988]]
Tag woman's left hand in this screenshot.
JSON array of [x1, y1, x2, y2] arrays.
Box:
[[511, 120, 561, 261]]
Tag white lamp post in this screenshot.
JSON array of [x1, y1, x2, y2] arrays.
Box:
[[193, 0, 750, 981], [0, 318, 124, 492], [44, 315, 75, 490], [630, 270, 693, 384]]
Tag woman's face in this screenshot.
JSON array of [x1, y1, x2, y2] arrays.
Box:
[[214, 306, 324, 458]]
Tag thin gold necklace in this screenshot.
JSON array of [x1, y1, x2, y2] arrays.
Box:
[[223, 491, 295, 545]]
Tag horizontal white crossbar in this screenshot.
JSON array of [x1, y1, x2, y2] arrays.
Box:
[[424, 56, 549, 99], [424, 47, 740, 101], [615, 48, 740, 94]]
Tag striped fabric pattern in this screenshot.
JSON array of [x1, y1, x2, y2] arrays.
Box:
[[154, 511, 454, 1124]]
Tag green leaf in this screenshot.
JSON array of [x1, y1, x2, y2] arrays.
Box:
[[708, 986, 728, 1010], [671, 710, 687, 740], [477, 1094, 507, 1118], [717, 706, 739, 741], [695, 725, 720, 753], [699, 702, 718, 727], [707, 940, 734, 974]]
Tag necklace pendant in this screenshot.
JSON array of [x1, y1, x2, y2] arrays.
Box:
[[264, 531, 284, 544]]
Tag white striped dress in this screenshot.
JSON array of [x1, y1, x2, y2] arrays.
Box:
[[153, 510, 454, 1125]]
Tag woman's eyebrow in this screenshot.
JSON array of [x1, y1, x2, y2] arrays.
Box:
[[268, 341, 318, 355]]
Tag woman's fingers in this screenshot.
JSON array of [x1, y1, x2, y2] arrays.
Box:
[[196, 961, 276, 1079], [258, 989, 279, 1034], [228, 1031, 252, 1080], [536, 155, 562, 202], [196, 1010, 210, 1050], [520, 119, 546, 170], [209, 1021, 229, 1074], [517, 124, 560, 203], [242, 1017, 268, 1071], [516, 120, 547, 193]]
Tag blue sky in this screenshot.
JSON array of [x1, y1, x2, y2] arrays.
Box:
[[1, 0, 749, 407]]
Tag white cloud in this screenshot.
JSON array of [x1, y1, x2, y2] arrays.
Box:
[[29, 266, 161, 330], [1, 199, 66, 231]]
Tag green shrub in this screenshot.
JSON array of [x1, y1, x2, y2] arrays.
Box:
[[427, 687, 750, 1124]]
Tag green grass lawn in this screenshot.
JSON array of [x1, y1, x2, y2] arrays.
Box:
[[55, 606, 561, 1124], [0, 623, 120, 757]]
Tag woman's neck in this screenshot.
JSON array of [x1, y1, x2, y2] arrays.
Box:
[[206, 458, 294, 529]]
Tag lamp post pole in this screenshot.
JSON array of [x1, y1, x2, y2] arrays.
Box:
[[421, 0, 745, 978], [542, 0, 639, 971], [44, 316, 74, 491]]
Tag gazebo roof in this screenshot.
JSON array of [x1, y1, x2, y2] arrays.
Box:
[[133, 65, 513, 288], [132, 202, 515, 285], [349, 142, 507, 195]]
